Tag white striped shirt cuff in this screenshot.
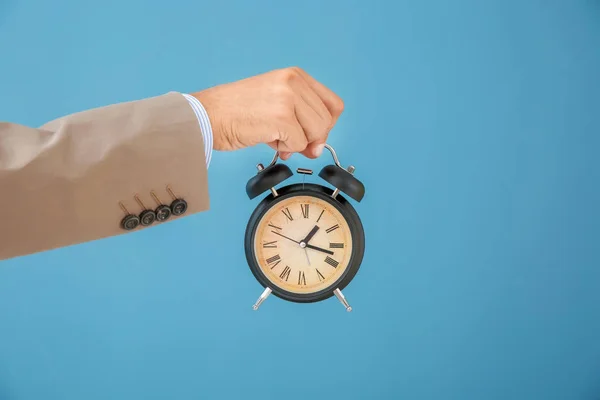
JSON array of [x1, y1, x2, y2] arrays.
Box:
[[181, 93, 213, 168]]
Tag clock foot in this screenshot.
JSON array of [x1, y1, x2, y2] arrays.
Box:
[[334, 288, 352, 312], [252, 287, 272, 310]]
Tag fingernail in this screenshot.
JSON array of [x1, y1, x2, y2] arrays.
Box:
[[314, 144, 325, 157]]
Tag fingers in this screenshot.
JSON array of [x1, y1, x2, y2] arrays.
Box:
[[276, 119, 308, 155], [282, 67, 344, 159], [258, 67, 345, 161], [289, 74, 333, 158], [302, 142, 326, 159], [279, 151, 292, 160], [292, 67, 345, 126], [266, 141, 292, 161]]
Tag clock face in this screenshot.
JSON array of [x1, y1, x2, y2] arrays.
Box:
[[253, 194, 354, 294]]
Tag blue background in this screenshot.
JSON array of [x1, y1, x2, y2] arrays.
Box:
[[1, 1, 599, 399]]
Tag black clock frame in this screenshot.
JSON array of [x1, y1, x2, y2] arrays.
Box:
[[244, 182, 365, 303]]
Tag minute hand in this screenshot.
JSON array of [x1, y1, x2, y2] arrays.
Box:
[[271, 231, 300, 244], [305, 244, 334, 255]]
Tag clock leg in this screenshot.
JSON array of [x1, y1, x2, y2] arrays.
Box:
[[252, 287, 272, 310], [334, 288, 353, 312]]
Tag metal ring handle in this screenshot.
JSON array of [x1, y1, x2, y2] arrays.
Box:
[[263, 144, 345, 169]]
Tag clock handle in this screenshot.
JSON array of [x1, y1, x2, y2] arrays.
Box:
[[265, 143, 346, 170], [249, 143, 365, 202]]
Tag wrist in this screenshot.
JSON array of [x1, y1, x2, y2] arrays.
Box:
[[191, 89, 230, 152]]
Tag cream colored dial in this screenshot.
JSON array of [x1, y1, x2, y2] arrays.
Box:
[[254, 195, 353, 294]]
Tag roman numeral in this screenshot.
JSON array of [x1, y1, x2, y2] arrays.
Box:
[[279, 266, 291, 281], [298, 271, 306, 285], [268, 223, 282, 230], [316, 269, 325, 281], [316, 210, 325, 223], [324, 256, 339, 268], [282, 207, 293, 221], [263, 240, 277, 248], [329, 242, 344, 248], [266, 254, 281, 269], [326, 224, 339, 233], [301, 204, 309, 219]]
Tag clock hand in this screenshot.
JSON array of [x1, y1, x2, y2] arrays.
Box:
[[271, 230, 333, 255], [305, 244, 334, 255], [271, 230, 300, 244], [301, 225, 319, 244], [304, 249, 311, 265]]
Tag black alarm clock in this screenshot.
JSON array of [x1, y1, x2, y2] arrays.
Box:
[[244, 144, 366, 312]]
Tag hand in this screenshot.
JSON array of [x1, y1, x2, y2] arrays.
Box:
[[191, 67, 344, 160]]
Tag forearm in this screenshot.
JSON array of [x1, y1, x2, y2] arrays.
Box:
[[0, 91, 212, 261]]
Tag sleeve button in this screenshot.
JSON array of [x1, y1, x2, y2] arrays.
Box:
[[166, 186, 188, 216], [121, 214, 140, 230], [119, 202, 140, 230], [150, 191, 172, 221], [134, 195, 156, 226], [140, 210, 156, 226], [170, 199, 188, 216], [155, 205, 172, 221]]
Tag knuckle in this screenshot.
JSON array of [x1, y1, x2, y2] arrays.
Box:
[[279, 66, 301, 82], [272, 103, 292, 121], [274, 83, 295, 103]]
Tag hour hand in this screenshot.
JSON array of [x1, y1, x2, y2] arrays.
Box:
[[301, 225, 319, 244]]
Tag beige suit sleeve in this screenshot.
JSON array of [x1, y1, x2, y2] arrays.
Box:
[[0, 92, 210, 261]]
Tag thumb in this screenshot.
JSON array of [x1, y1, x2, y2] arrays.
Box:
[[301, 141, 326, 159]]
